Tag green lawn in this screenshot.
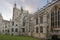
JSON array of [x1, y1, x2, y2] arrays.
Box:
[[0, 34, 40, 40]]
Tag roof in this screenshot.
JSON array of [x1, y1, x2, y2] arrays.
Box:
[[34, 0, 59, 15], [3, 20, 10, 23]]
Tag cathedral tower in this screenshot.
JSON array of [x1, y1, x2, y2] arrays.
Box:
[[13, 3, 17, 20]]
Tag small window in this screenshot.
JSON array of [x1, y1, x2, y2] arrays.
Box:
[[36, 27, 38, 33], [29, 27, 30, 32], [2, 30, 4, 32], [8, 30, 9, 32], [23, 22, 25, 26], [40, 27, 43, 33], [58, 21, 60, 28], [5, 26, 7, 28], [40, 16, 43, 24], [16, 24, 17, 26], [22, 28, 25, 32], [36, 18, 38, 25], [12, 28, 14, 32], [12, 22, 14, 26], [5, 30, 7, 32], [15, 28, 18, 32]]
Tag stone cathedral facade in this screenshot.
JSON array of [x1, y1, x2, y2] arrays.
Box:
[[0, 0, 60, 39]]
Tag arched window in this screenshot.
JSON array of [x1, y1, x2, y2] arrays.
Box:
[[15, 28, 18, 32]]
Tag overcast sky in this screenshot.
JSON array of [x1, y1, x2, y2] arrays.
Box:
[[0, 0, 52, 20]]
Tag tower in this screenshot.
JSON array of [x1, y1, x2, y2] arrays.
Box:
[[14, 3, 16, 8], [13, 3, 17, 20]]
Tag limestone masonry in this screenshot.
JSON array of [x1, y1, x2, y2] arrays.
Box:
[[0, 0, 60, 40]]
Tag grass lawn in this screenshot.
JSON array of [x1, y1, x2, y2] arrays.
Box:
[[0, 34, 40, 40]]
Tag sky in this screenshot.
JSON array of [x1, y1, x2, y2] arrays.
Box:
[[0, 0, 52, 20]]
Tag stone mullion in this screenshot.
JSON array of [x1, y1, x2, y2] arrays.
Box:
[[37, 15, 40, 38], [38, 16, 40, 25], [54, 10, 56, 28], [38, 16, 40, 33], [57, 8, 58, 28]]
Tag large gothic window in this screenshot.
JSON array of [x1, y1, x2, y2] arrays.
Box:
[[51, 6, 58, 28], [51, 6, 60, 29]]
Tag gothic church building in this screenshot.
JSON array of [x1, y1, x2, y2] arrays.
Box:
[[0, 0, 60, 40]]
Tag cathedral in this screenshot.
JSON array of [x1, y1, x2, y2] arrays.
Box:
[[0, 0, 60, 40]]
